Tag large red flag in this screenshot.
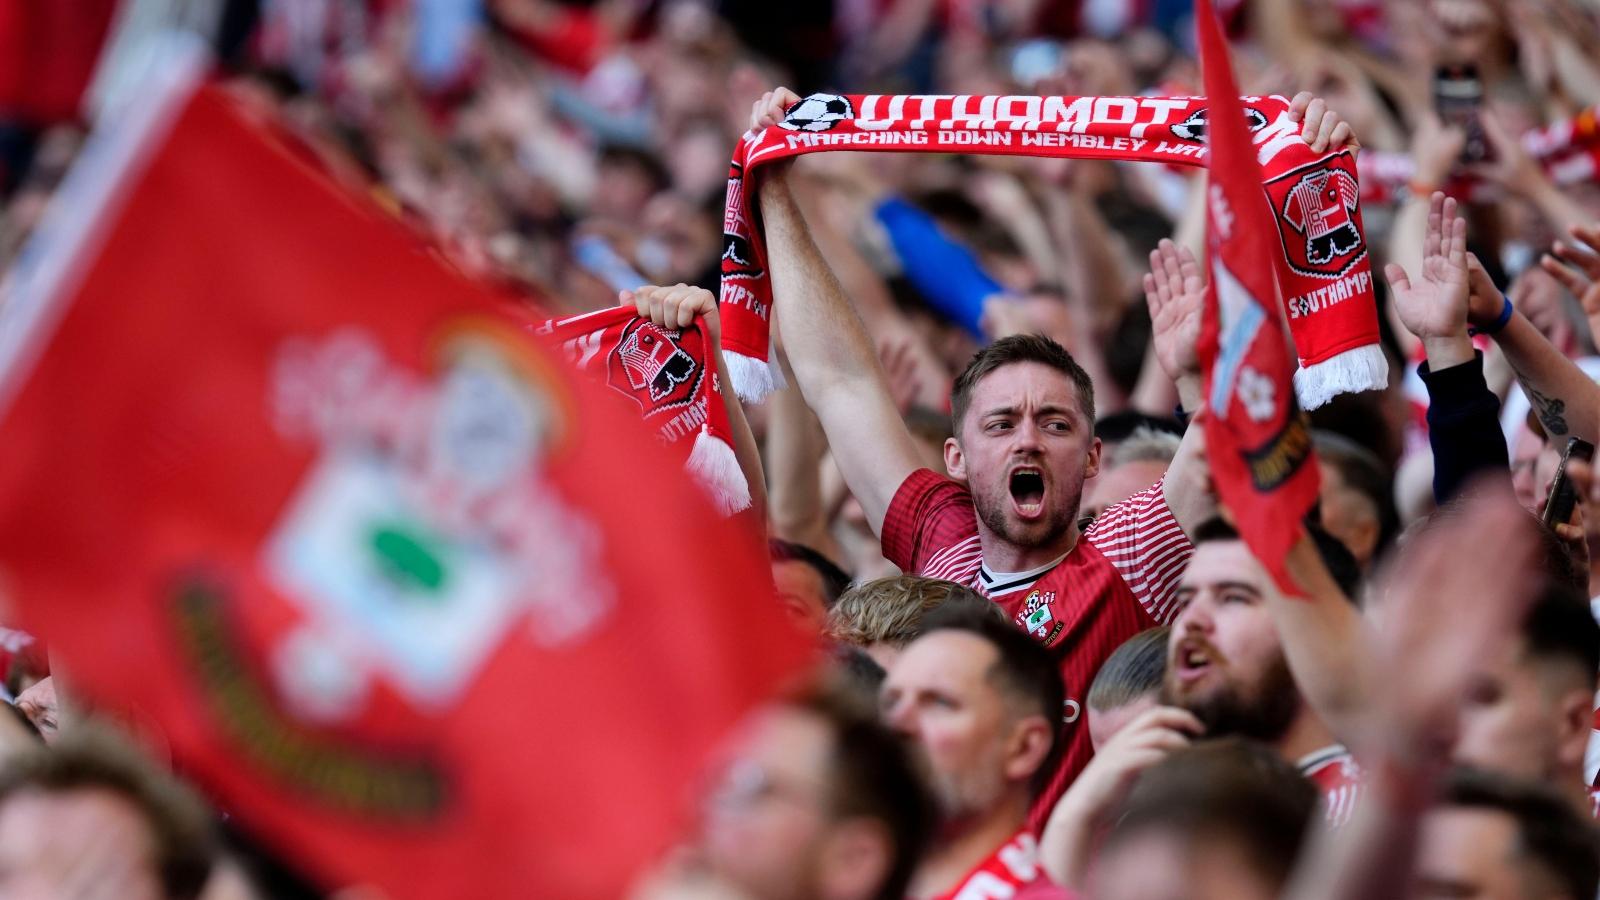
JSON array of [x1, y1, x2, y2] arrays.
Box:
[[0, 66, 813, 897], [1194, 0, 1321, 591]]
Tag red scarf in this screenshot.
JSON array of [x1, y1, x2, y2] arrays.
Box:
[[538, 305, 750, 515], [720, 90, 1385, 410], [1194, 0, 1321, 593]]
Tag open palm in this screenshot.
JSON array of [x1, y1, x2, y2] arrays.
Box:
[[1143, 239, 1204, 381], [1541, 223, 1600, 339], [1386, 193, 1469, 342]]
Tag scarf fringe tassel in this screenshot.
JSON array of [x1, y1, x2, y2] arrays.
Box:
[[1294, 343, 1388, 411], [724, 351, 786, 403], [688, 426, 752, 515]]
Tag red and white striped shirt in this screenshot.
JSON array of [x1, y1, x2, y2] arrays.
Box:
[[881, 469, 1192, 832], [1299, 745, 1363, 827], [926, 831, 1073, 900]]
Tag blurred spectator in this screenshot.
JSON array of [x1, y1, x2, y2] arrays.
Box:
[[688, 678, 935, 900], [881, 605, 1068, 897], [1414, 768, 1600, 900], [1084, 625, 1169, 751], [1084, 739, 1318, 900], [825, 575, 1001, 669], [0, 726, 218, 900], [1082, 426, 1180, 524], [770, 538, 853, 629]]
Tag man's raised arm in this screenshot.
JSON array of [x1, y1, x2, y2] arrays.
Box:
[[752, 88, 927, 535]]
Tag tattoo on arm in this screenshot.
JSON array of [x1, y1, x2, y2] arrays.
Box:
[[1527, 386, 1570, 437]]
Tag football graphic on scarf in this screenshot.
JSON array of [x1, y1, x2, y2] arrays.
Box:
[[780, 94, 854, 132]]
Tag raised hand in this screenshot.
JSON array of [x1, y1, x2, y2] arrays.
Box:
[[749, 87, 804, 187], [1142, 238, 1203, 383], [1540, 223, 1600, 332], [623, 284, 721, 348], [1287, 92, 1359, 154], [1409, 113, 1467, 192], [877, 337, 924, 415], [1385, 192, 1470, 344], [748, 87, 803, 133], [1464, 253, 1510, 330]]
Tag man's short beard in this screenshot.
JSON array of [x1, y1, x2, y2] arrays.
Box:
[[1162, 651, 1301, 744], [910, 743, 1005, 826], [973, 482, 1080, 551]]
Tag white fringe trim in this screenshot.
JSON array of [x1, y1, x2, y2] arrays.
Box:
[[725, 350, 779, 403], [1293, 343, 1388, 410], [687, 427, 752, 516]]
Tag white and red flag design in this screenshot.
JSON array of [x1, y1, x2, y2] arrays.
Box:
[[1193, 0, 1322, 593], [0, 61, 811, 898]]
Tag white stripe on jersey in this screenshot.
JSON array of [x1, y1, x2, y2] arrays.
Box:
[[1085, 478, 1190, 622], [926, 536, 981, 573]]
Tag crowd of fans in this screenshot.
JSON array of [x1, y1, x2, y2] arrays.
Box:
[[10, 0, 1600, 896]]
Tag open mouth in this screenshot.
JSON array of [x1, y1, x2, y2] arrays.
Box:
[[1009, 468, 1045, 519], [1174, 641, 1217, 683]]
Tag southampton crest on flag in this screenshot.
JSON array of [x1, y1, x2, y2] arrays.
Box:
[[266, 326, 609, 723]]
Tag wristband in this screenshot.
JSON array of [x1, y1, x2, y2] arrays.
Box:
[[1468, 294, 1514, 337], [1406, 180, 1440, 198]]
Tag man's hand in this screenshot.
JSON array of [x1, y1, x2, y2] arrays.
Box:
[[749, 88, 803, 187], [749, 86, 802, 132], [1060, 705, 1201, 817], [1142, 238, 1203, 384], [877, 337, 924, 415], [1546, 459, 1591, 576], [1039, 704, 1202, 887], [1540, 223, 1600, 335], [624, 284, 721, 349], [1385, 193, 1472, 368], [1465, 253, 1508, 330], [1408, 113, 1467, 191], [1470, 109, 1551, 200], [1288, 92, 1359, 154]]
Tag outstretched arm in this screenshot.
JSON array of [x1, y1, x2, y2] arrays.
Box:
[[752, 89, 927, 536], [1283, 488, 1539, 900], [1386, 193, 1510, 503], [1469, 245, 1600, 447], [1140, 239, 1213, 537]]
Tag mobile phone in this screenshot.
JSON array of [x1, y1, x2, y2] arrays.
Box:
[[1542, 437, 1596, 529], [1434, 64, 1492, 164]]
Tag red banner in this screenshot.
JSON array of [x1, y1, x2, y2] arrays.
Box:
[[1194, 0, 1321, 591], [0, 75, 812, 897]]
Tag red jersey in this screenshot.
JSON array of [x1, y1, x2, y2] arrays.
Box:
[[926, 831, 1072, 900], [1298, 745, 1363, 827], [881, 469, 1192, 831]]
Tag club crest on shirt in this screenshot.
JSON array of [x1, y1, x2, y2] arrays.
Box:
[[1265, 160, 1365, 279], [1016, 590, 1063, 645]]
